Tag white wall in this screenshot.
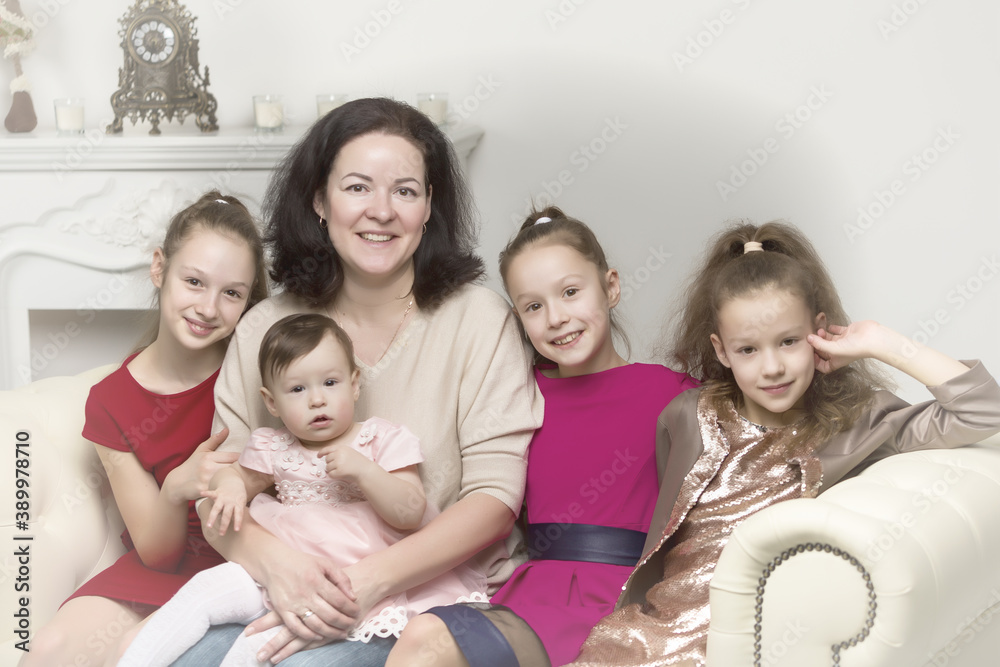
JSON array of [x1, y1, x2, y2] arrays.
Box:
[[10, 0, 999, 400]]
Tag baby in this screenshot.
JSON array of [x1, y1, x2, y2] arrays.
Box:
[[118, 313, 486, 666]]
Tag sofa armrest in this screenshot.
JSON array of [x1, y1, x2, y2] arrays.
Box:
[[707, 436, 1000, 667], [0, 365, 125, 657]]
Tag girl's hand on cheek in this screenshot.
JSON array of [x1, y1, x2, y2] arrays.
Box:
[[809, 326, 841, 374], [808, 321, 887, 373]]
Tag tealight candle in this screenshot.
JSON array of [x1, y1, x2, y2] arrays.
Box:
[[317, 94, 348, 117], [417, 93, 448, 127], [253, 95, 284, 131], [54, 98, 85, 135]]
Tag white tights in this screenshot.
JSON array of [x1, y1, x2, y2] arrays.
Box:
[[116, 561, 279, 667]]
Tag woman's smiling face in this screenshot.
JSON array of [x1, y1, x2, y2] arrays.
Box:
[[313, 132, 432, 286]]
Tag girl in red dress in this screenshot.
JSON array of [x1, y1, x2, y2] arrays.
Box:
[[20, 191, 268, 667]]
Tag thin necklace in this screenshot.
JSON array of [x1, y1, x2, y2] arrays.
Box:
[[336, 297, 413, 366]]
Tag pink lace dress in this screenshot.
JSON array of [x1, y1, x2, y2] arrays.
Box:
[[240, 417, 488, 641]]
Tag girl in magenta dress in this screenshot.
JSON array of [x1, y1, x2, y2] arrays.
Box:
[[20, 192, 268, 667], [491, 362, 695, 665], [119, 313, 487, 666], [388, 207, 694, 667]]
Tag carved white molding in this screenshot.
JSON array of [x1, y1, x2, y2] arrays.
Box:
[[1, 179, 223, 250], [61, 181, 200, 252]]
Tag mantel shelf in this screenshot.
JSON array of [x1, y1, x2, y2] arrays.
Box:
[[0, 124, 484, 172]]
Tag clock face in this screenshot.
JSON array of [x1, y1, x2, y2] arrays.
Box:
[[128, 17, 178, 66]]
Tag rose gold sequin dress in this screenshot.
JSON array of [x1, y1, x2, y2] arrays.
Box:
[[571, 393, 821, 666]]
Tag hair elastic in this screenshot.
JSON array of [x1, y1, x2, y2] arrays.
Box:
[[744, 241, 764, 254], [534, 216, 552, 225], [215, 199, 228, 204]]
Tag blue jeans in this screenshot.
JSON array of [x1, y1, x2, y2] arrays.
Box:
[[170, 623, 396, 666]]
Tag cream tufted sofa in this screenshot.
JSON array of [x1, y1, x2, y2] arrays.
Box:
[[706, 437, 1000, 666], [2, 367, 1000, 666], [1, 366, 125, 664]]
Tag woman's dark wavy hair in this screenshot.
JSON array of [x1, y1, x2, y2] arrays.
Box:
[[263, 97, 484, 309], [498, 205, 631, 364], [669, 220, 890, 442]]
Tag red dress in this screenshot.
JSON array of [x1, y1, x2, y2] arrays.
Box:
[[65, 355, 225, 608], [490, 363, 696, 665]]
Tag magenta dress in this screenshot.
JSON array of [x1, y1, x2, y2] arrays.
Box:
[[490, 363, 695, 665]]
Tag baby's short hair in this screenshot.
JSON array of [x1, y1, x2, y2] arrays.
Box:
[[258, 313, 356, 388]]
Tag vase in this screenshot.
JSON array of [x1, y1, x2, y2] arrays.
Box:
[[5, 90, 38, 133]]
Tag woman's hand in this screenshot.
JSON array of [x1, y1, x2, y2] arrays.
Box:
[[250, 557, 384, 663], [244, 548, 360, 662], [249, 630, 327, 664], [163, 428, 238, 503], [339, 560, 384, 621]]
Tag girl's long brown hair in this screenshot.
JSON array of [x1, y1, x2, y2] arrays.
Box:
[[670, 220, 890, 442]]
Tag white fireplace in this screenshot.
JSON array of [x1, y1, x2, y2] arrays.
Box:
[[0, 125, 482, 389]]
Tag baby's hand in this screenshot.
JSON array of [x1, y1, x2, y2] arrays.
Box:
[[319, 444, 373, 482], [203, 476, 248, 535]]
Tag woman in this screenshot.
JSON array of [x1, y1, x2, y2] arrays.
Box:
[[176, 98, 547, 665]]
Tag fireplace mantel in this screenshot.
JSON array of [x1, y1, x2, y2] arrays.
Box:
[[0, 125, 483, 389], [0, 124, 485, 172]]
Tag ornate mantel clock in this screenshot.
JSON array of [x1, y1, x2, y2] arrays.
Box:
[[106, 0, 218, 135]]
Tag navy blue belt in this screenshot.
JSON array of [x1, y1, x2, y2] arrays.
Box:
[[526, 523, 646, 567]]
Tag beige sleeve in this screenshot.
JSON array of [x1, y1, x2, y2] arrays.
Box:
[[455, 290, 544, 512]]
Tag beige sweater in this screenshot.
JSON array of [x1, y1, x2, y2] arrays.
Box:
[[213, 284, 544, 586]]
